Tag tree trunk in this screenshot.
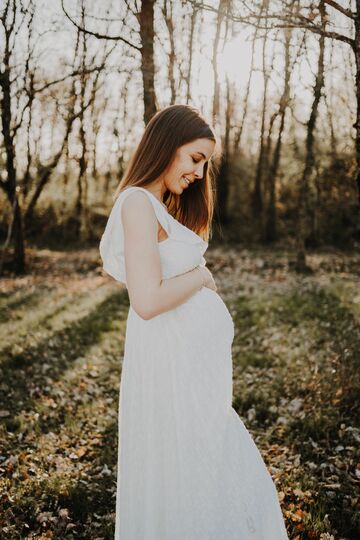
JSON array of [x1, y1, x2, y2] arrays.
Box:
[[139, 0, 157, 124], [325, 40, 338, 160], [233, 24, 259, 153], [295, 1, 326, 271], [186, 6, 197, 104], [354, 0, 360, 205], [217, 76, 232, 225], [265, 26, 291, 242], [0, 6, 26, 273], [78, 7, 90, 241], [212, 0, 226, 126], [12, 198, 26, 273], [251, 8, 269, 220], [163, 0, 176, 105]]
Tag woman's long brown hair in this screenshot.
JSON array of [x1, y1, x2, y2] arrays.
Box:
[[114, 105, 217, 241]]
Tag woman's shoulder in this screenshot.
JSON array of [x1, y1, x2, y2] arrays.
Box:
[[120, 188, 154, 215], [119, 187, 157, 214], [119, 187, 170, 234]]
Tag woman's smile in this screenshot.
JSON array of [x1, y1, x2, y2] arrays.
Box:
[[182, 175, 192, 186]]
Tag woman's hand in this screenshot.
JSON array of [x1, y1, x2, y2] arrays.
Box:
[[198, 266, 217, 291]]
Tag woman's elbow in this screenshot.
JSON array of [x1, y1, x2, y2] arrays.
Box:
[[128, 283, 160, 320], [131, 298, 157, 321], [136, 308, 153, 320]]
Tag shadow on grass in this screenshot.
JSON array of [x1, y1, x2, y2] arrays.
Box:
[[0, 290, 129, 431], [271, 286, 360, 538], [230, 294, 281, 425], [68, 419, 118, 539], [232, 284, 360, 427], [1, 419, 119, 539], [53, 420, 119, 539], [273, 286, 360, 420], [0, 286, 55, 323], [230, 283, 360, 537]]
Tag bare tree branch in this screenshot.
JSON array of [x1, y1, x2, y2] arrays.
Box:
[[324, 0, 355, 20], [12, 65, 109, 136], [269, 22, 355, 48], [61, 0, 141, 50], [186, 0, 355, 48]]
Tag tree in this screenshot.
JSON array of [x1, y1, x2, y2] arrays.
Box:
[[249, 0, 360, 204], [295, 1, 326, 271], [264, 24, 293, 242], [251, 0, 270, 221], [0, 0, 101, 273], [61, 0, 157, 124]]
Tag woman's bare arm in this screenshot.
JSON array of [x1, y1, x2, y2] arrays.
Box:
[[121, 191, 208, 320]]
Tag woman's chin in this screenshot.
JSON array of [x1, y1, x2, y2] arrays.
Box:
[[169, 180, 188, 193], [168, 185, 183, 195], [180, 181, 189, 190]]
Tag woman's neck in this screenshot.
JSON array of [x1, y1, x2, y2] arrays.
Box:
[[145, 182, 167, 209]]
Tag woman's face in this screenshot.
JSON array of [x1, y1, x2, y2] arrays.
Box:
[[163, 138, 215, 195]]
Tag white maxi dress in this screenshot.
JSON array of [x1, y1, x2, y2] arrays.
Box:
[[99, 186, 289, 540]]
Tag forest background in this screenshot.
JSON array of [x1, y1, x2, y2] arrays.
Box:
[[0, 0, 359, 270], [0, 1, 359, 539]]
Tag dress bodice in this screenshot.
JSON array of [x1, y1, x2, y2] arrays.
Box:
[[99, 186, 208, 285]]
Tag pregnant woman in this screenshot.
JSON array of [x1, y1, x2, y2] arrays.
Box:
[[99, 105, 289, 540]]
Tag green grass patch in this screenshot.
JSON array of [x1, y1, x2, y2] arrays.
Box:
[[229, 276, 359, 538]]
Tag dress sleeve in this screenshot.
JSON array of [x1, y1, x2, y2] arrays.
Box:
[[99, 187, 170, 284]]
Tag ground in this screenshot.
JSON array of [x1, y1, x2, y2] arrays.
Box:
[[0, 245, 359, 539]]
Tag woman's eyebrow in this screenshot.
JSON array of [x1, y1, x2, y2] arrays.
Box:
[[195, 152, 207, 160]]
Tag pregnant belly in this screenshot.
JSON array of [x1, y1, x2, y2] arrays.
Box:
[[174, 286, 235, 345], [126, 286, 235, 409], [128, 287, 234, 346], [128, 287, 234, 342]]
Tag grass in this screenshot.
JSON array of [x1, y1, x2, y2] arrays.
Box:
[[226, 257, 360, 540], [0, 245, 359, 539]]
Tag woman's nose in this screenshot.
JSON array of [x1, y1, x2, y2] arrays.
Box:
[[194, 163, 204, 178]]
